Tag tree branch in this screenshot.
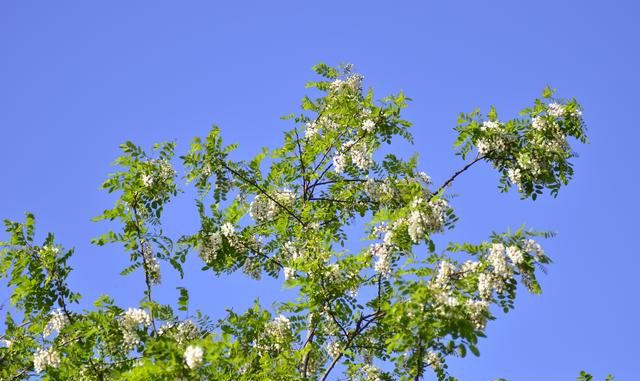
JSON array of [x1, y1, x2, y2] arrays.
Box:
[[429, 155, 484, 201], [216, 159, 307, 227]]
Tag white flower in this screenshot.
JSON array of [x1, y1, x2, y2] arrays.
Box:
[[141, 240, 161, 285], [476, 139, 490, 155], [305, 121, 318, 138], [120, 308, 152, 329], [333, 153, 346, 173], [249, 189, 295, 222], [531, 116, 545, 130], [199, 231, 223, 263], [33, 347, 61, 373], [481, 120, 500, 130], [478, 272, 493, 300], [547, 102, 565, 117], [220, 222, 235, 238], [3, 339, 12, 348], [362, 119, 376, 132], [352, 147, 372, 171], [407, 210, 426, 243], [184, 345, 204, 369], [507, 167, 523, 187], [330, 79, 346, 92], [284, 267, 295, 281], [506, 245, 525, 265], [466, 299, 490, 329], [327, 263, 340, 278], [488, 243, 512, 279], [524, 239, 545, 261], [326, 340, 341, 358], [119, 307, 152, 347], [425, 350, 442, 370], [347, 74, 364, 92], [142, 174, 154, 187], [266, 315, 291, 339], [370, 243, 392, 277], [158, 320, 200, 345], [417, 171, 431, 183], [434, 261, 456, 288], [43, 309, 68, 337], [362, 364, 381, 381], [461, 260, 481, 275]]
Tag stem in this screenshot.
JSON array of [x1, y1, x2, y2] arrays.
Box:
[[430, 155, 484, 201], [293, 128, 309, 200], [320, 313, 381, 381], [216, 159, 307, 227], [130, 202, 157, 334]]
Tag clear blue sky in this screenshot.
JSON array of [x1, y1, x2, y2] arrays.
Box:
[[1, 1, 638, 380]]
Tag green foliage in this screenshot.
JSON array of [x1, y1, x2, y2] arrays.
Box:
[[0, 63, 597, 380]]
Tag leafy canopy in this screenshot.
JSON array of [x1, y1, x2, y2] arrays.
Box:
[[1, 63, 595, 381]]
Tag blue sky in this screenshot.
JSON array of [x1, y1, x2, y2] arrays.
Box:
[[1, 1, 638, 379]]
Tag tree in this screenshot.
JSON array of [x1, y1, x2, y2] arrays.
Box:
[[0, 63, 589, 380]]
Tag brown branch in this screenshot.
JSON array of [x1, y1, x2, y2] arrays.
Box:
[[293, 128, 309, 200], [130, 201, 158, 335], [308, 131, 371, 197], [217, 159, 307, 227], [301, 322, 316, 378], [320, 313, 382, 381], [429, 155, 484, 201]]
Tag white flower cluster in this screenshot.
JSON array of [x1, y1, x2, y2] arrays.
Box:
[[282, 240, 302, 261], [242, 257, 263, 280], [480, 120, 500, 130], [466, 299, 490, 330], [326, 340, 342, 358], [119, 308, 152, 349], [364, 178, 394, 203], [406, 198, 449, 243], [333, 139, 372, 174], [475, 120, 510, 157], [461, 260, 481, 274], [361, 364, 381, 381], [547, 102, 582, 118], [506, 245, 525, 265], [142, 174, 153, 187], [249, 189, 296, 222], [361, 119, 376, 133], [333, 154, 347, 173], [266, 315, 291, 337], [283, 267, 296, 281], [184, 345, 204, 369], [330, 73, 364, 94], [159, 320, 201, 345], [264, 315, 291, 351], [156, 159, 176, 181], [142, 159, 176, 188], [477, 243, 522, 299], [523, 239, 545, 261], [305, 121, 319, 138], [369, 243, 392, 277], [531, 116, 545, 130], [433, 261, 456, 288], [43, 309, 68, 337], [33, 347, 61, 373], [547, 102, 565, 117], [424, 350, 442, 370], [198, 231, 223, 263], [488, 243, 512, 279], [141, 240, 161, 285], [305, 116, 340, 139]]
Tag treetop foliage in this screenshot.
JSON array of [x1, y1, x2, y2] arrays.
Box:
[[1, 63, 592, 380]]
